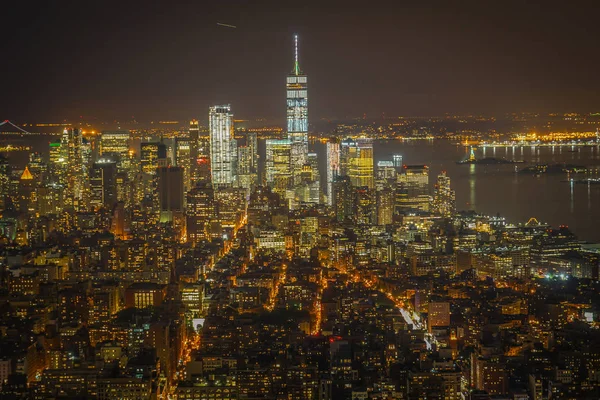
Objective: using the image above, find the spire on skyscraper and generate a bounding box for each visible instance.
[293,34,301,76]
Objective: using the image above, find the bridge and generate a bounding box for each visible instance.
[0,120,35,135]
[0,120,60,136]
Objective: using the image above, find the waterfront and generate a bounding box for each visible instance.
[4,137,600,242]
[310,140,600,242]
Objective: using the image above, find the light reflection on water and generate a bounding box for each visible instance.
[6,136,600,242]
[309,140,600,242]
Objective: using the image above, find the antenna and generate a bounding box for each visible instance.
[294,34,299,75]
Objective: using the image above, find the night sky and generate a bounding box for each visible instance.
[2,0,600,123]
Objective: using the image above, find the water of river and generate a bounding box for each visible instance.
[6,137,600,242]
[308,140,600,242]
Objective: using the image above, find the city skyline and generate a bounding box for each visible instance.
[2,1,600,122]
[1,4,600,400]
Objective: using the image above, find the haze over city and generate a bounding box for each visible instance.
[3,1,600,122]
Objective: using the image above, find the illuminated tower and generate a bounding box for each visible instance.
[287,35,308,183]
[100,130,131,172]
[209,105,237,189]
[189,119,200,184]
[265,139,292,197]
[186,182,216,244]
[62,127,83,209]
[396,165,430,213]
[18,166,35,213]
[326,140,340,206]
[140,142,167,174]
[0,155,11,210]
[432,171,456,217]
[90,160,117,209]
[340,138,374,189]
[376,187,394,226]
[175,138,191,192]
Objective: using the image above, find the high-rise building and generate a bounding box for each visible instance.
[215,188,246,229]
[209,105,237,189]
[396,165,430,213]
[340,138,374,189]
[376,161,397,190]
[393,154,403,168]
[189,119,200,184]
[287,35,308,146]
[27,152,47,183]
[246,132,258,174]
[237,145,256,192]
[115,172,131,207]
[140,142,167,175]
[326,140,340,206]
[186,183,216,245]
[333,176,353,223]
[265,139,292,197]
[100,130,131,172]
[48,141,63,167]
[0,155,10,211]
[90,160,117,209]
[428,301,450,328]
[175,138,191,192]
[37,183,63,216]
[157,166,184,222]
[432,171,456,217]
[18,166,35,213]
[287,35,308,183]
[62,127,83,209]
[306,153,319,184]
[354,187,375,225]
[376,187,394,226]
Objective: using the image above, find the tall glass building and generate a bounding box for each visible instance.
[209,105,237,189]
[287,35,308,182]
[286,35,308,144]
[326,140,340,205]
[340,138,374,189]
[265,139,292,197]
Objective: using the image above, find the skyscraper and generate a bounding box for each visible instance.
[0,155,11,211]
[326,140,340,206]
[376,187,395,226]
[100,130,131,172]
[246,132,258,174]
[175,138,191,192]
[393,154,403,168]
[265,139,292,197]
[158,166,184,222]
[62,127,83,209]
[376,161,397,190]
[209,105,237,189]
[237,131,258,192]
[189,119,200,184]
[90,160,117,209]
[237,145,256,192]
[333,176,353,223]
[354,186,375,225]
[340,138,374,189]
[140,142,167,174]
[186,182,216,245]
[396,165,430,213]
[432,171,456,217]
[287,35,308,183]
